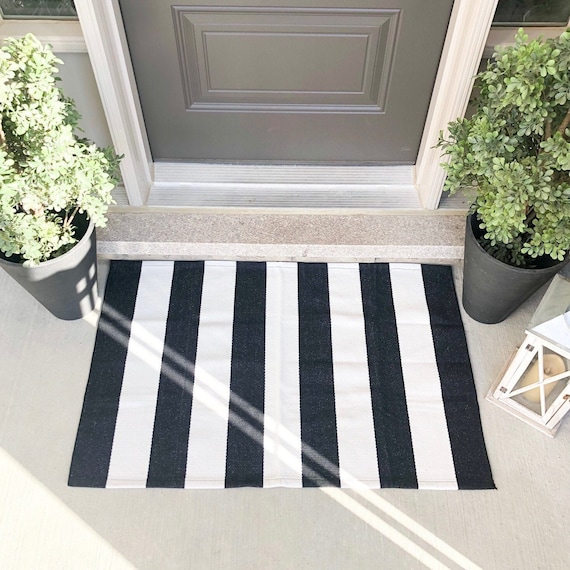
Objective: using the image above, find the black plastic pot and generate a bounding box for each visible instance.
[0,212,99,320]
[462,213,568,324]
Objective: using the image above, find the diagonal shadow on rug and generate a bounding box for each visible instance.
[69,261,494,490]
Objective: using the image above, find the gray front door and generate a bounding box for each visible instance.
[118,0,453,163]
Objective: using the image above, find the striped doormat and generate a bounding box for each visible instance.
[69,261,494,490]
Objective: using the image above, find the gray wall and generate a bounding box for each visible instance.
[54,52,113,149]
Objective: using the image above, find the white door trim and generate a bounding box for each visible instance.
[415,0,499,208]
[75,0,153,207]
[75,0,499,209]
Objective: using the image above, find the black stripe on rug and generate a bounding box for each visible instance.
[146,261,204,488]
[421,265,495,490]
[68,261,142,487]
[359,263,418,488]
[225,262,267,487]
[298,263,340,487]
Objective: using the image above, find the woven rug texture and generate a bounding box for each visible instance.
[69,261,494,490]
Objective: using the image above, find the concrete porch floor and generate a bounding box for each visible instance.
[1,211,569,570]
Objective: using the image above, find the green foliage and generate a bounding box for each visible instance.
[0,34,120,266]
[438,29,570,267]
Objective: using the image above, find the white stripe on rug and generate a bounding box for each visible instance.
[263,262,302,487]
[328,263,380,488]
[185,261,236,488]
[389,263,457,490]
[106,261,175,488]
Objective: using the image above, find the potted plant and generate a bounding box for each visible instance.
[438,29,570,323]
[0,34,120,320]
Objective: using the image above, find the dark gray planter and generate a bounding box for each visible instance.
[462,213,568,324]
[0,212,99,320]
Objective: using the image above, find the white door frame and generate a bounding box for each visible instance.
[75,0,499,209]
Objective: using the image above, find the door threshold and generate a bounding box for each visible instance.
[145,162,424,209]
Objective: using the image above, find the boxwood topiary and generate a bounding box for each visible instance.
[438,29,570,268]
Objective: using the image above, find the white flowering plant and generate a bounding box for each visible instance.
[0,34,120,266]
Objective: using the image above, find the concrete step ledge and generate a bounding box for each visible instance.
[97,211,467,263]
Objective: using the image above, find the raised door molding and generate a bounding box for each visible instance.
[173,7,399,114]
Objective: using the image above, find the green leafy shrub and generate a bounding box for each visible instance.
[0,34,120,266]
[438,29,570,267]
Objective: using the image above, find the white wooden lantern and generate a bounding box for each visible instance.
[487,268,570,437]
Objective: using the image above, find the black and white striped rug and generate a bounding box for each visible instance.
[69,261,494,490]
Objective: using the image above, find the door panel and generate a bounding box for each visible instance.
[118,0,454,163]
[174,8,398,112]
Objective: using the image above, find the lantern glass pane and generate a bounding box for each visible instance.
[513,348,570,413]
